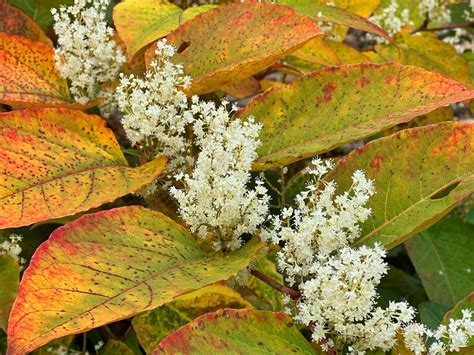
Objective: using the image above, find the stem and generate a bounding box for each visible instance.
[250,269,300,300]
[411,21,474,34]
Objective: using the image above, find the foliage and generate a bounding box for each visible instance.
[0,0,473,354]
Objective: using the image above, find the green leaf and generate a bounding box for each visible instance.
[113,0,183,60]
[237,63,474,169]
[327,122,474,249]
[405,215,474,306]
[0,255,19,332]
[378,267,427,309]
[419,302,451,330]
[7,206,264,353]
[7,0,74,29]
[99,340,135,355]
[152,309,317,354]
[245,250,285,311]
[146,2,321,95]
[132,283,252,353]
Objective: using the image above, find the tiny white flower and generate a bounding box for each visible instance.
[52,0,126,104]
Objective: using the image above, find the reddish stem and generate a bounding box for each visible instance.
[249,269,301,300]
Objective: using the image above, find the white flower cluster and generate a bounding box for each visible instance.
[263,159,417,351]
[369,0,413,41]
[51,0,126,104]
[0,233,25,265]
[418,0,451,25]
[263,158,375,283]
[404,309,474,354]
[442,3,474,54]
[170,101,270,252]
[117,40,193,172]
[118,39,269,251]
[297,245,417,352]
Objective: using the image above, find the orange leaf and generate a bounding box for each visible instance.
[145,2,321,95]
[7,206,264,353]
[0,33,97,109]
[221,77,261,99]
[0,108,167,229]
[0,1,52,47]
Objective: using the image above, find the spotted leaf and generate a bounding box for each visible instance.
[0,108,167,229]
[132,283,253,353]
[0,1,52,46]
[278,0,391,43]
[236,63,474,169]
[145,2,321,94]
[113,0,183,60]
[327,122,474,249]
[376,31,472,87]
[153,308,317,354]
[7,206,264,354]
[0,33,98,109]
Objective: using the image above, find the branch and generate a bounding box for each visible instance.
[411,21,474,34]
[250,269,301,300]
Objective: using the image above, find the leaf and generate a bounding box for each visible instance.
[0,255,19,332]
[221,77,261,99]
[443,292,474,324]
[383,106,454,137]
[33,336,74,355]
[0,33,97,109]
[442,292,474,349]
[0,32,70,107]
[152,308,317,354]
[378,267,427,309]
[245,250,285,311]
[290,37,341,67]
[7,206,264,354]
[132,283,253,353]
[375,31,472,87]
[99,340,135,355]
[0,1,52,46]
[279,0,391,43]
[325,40,372,64]
[325,0,381,18]
[405,215,474,306]
[179,5,218,24]
[0,108,167,229]
[418,302,451,330]
[113,0,183,60]
[287,39,372,73]
[237,63,474,169]
[146,2,321,95]
[327,122,474,249]
[7,0,74,29]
